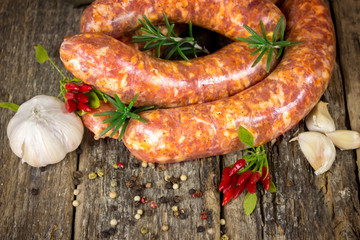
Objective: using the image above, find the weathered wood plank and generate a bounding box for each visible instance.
[0,0,82,239]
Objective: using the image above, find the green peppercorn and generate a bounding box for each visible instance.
[140,227,148,234]
[88,172,97,180]
[221,234,229,240]
[97,169,105,177]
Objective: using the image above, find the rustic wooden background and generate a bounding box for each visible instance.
[0,0,359,239]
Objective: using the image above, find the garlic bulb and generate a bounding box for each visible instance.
[305,101,335,133]
[7,95,84,167]
[325,130,360,150]
[290,132,336,175]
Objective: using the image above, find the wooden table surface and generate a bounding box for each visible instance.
[1,0,359,239]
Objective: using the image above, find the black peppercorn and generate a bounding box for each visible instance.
[31,188,39,195]
[179,213,187,219]
[100,230,109,238]
[73,178,81,185]
[73,171,83,179]
[173,195,182,203]
[197,226,205,233]
[125,180,135,188]
[165,182,173,189]
[109,205,118,211]
[169,177,179,184]
[108,228,116,235]
[220,225,226,234]
[130,175,137,182]
[159,196,167,204]
[189,188,196,195]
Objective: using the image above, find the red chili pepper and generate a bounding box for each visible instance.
[117,162,125,169]
[65,100,77,113]
[246,181,256,194]
[249,172,261,185]
[222,187,234,206]
[75,92,89,103]
[77,102,92,112]
[219,167,231,191]
[237,170,253,186]
[223,174,239,194]
[79,84,92,92]
[262,177,270,191]
[65,91,75,100]
[261,167,270,181]
[229,159,246,176]
[233,184,246,200]
[65,82,79,91]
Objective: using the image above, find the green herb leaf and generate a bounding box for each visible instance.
[238,125,254,147]
[34,44,49,63]
[268,181,276,193]
[244,192,257,215]
[0,102,19,112]
[86,91,100,109]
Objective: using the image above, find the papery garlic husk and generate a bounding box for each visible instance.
[7,95,84,167]
[325,130,360,150]
[305,101,335,133]
[290,132,336,175]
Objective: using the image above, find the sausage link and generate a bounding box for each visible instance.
[82,0,335,162]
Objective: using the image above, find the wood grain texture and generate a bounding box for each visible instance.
[0,0,360,239]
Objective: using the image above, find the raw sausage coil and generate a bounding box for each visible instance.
[82,0,335,163]
[61,0,283,107]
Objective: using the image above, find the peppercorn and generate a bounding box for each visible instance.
[220,219,226,225]
[73,178,81,185]
[201,212,208,220]
[125,180,135,188]
[179,213,187,219]
[172,183,179,190]
[72,200,80,207]
[145,182,152,188]
[137,209,144,215]
[108,228,116,235]
[158,164,166,171]
[112,163,119,169]
[170,177,179,184]
[161,225,169,231]
[100,230,109,238]
[109,205,117,211]
[159,196,167,204]
[110,219,118,226]
[141,161,148,168]
[148,162,155,168]
[73,171,83,179]
[140,227,148,234]
[180,174,187,181]
[109,191,117,199]
[197,226,205,233]
[173,211,180,217]
[73,189,80,196]
[31,188,39,195]
[88,172,96,180]
[221,234,229,240]
[171,206,178,212]
[141,196,150,204]
[117,162,125,169]
[130,175,137,182]
[150,202,157,209]
[134,196,141,201]
[164,175,171,182]
[165,182,173,189]
[191,193,197,198]
[97,169,105,178]
[135,214,141,220]
[207,228,215,235]
[173,195,182,203]
[189,188,196,195]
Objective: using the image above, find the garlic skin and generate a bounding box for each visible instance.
[305,101,335,133]
[325,130,360,150]
[7,95,84,167]
[290,132,336,175]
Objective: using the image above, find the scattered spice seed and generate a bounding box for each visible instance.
[173,211,180,217]
[161,225,169,232]
[137,209,144,215]
[141,196,150,204]
[220,219,226,225]
[159,196,167,204]
[110,219,118,226]
[125,180,135,188]
[172,183,179,190]
[171,206,178,212]
[158,164,166,171]
[164,175,171,182]
[109,205,118,211]
[97,169,105,177]
[221,234,229,240]
[150,202,157,209]
[135,214,141,220]
[201,212,208,220]
[134,196,141,201]
[72,200,80,207]
[148,162,155,169]
[170,177,179,184]
[165,182,173,189]
[191,193,197,198]
[141,161,148,168]
[117,162,125,169]
[100,230,109,238]
[110,179,117,188]
[108,228,116,235]
[73,178,81,185]
[173,195,182,203]
[73,171,83,178]
[109,191,117,199]
[73,189,80,196]
[140,227,148,234]
[180,174,187,181]
[197,226,205,233]
[31,188,39,195]
[88,172,97,180]
[130,175,137,182]
[145,182,152,188]
[179,213,187,219]
[112,163,119,169]
[189,189,196,195]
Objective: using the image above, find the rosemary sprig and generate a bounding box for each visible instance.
[94,93,154,140]
[236,16,302,72]
[132,13,209,61]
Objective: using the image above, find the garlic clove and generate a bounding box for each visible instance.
[290,132,336,175]
[305,101,335,133]
[325,130,360,150]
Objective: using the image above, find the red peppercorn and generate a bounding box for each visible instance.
[223,174,239,194]
[229,159,246,176]
[237,170,253,187]
[200,212,207,220]
[65,100,77,113]
[249,172,261,185]
[141,196,150,204]
[246,181,256,194]
[195,190,203,198]
[65,91,76,100]
[117,162,125,169]
[222,187,234,206]
[77,102,92,112]
[75,92,89,103]
[150,202,157,209]
[65,82,79,91]
[79,84,92,92]
[191,193,197,198]
[233,184,246,200]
